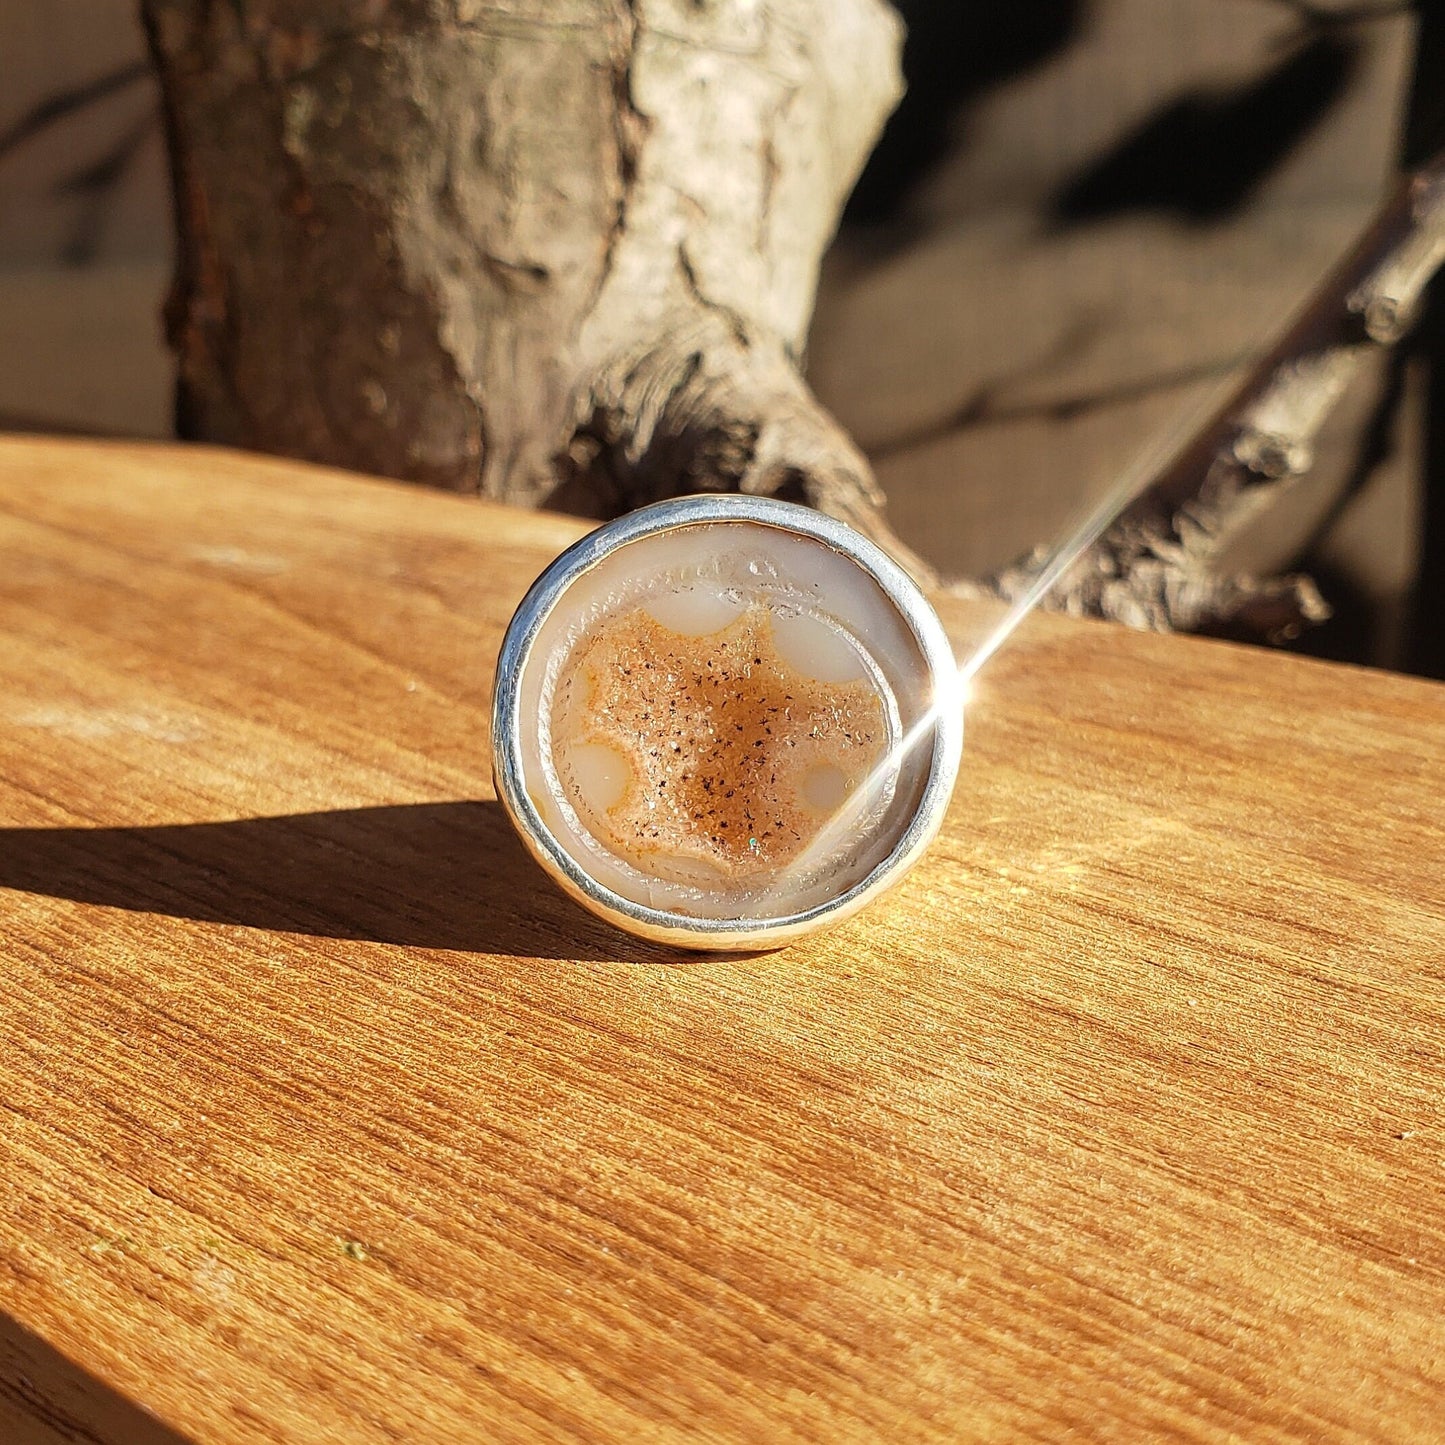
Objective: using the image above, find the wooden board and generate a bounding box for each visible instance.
[1,435,1442,1444]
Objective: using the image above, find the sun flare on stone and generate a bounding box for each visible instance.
[494,500,963,946]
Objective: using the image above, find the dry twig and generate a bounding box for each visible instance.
[986,150,1445,641]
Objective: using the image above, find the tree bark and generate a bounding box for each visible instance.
[142,0,915,554]
[143,2,1444,644]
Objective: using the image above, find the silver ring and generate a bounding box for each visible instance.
[492,495,963,950]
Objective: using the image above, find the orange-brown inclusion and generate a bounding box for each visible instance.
[554,603,887,879]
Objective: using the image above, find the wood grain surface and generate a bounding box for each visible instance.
[1,435,1442,1444]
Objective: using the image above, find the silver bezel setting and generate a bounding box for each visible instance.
[491,495,964,951]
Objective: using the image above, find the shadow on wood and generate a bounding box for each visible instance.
[0,802,661,964]
[1,1309,192,1445]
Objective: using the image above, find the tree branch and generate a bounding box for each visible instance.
[985,149,1445,641]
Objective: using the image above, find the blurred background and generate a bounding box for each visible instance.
[2,0,1439,674]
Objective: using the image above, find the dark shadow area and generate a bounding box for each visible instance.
[1,1309,193,1445]
[1286,350,1409,668]
[54,113,157,267]
[1290,561,1378,665]
[0,59,159,267]
[0,61,151,162]
[0,802,668,964]
[1049,33,1359,227]
[0,411,145,438]
[844,0,1084,225]
[1405,5,1445,680]
[1407,291,1445,680]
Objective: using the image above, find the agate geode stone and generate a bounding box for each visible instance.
[492,496,963,949]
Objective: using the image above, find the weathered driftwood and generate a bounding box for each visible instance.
[140,0,931,564]
[986,151,1445,641]
[143,3,1443,640]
